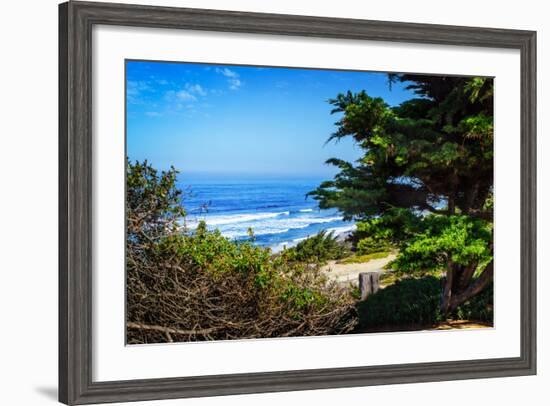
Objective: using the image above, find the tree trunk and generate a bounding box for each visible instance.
[448,197,456,215]
[440,259,493,315]
[449,260,493,311]
[457,262,477,291]
[440,260,455,314]
[460,181,480,214]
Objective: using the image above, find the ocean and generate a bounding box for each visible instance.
[178,175,355,251]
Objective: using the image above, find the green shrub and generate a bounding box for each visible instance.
[391,215,493,276]
[356,237,393,255]
[356,276,493,331]
[354,208,420,245]
[284,230,349,263]
[129,226,358,343]
[452,284,493,322]
[126,160,358,344]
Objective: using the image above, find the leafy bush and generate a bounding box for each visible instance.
[356,237,393,255]
[284,230,349,263]
[352,208,419,254]
[356,208,419,238]
[126,160,357,344]
[452,284,493,322]
[356,276,493,331]
[392,215,493,276]
[129,229,357,343]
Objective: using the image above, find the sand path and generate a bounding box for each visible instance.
[322,253,397,284]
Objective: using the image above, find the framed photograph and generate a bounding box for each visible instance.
[59,1,536,404]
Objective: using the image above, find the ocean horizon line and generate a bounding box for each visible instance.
[177,171,335,180]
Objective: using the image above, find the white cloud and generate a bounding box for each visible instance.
[175,90,197,101]
[216,67,238,78]
[185,83,207,96]
[228,78,242,90]
[127,80,151,95]
[163,82,210,114]
[164,84,206,104]
[126,80,153,104]
[215,67,243,90]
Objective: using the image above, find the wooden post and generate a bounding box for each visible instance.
[359,272,380,301]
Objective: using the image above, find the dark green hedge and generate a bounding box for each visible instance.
[356,276,493,331]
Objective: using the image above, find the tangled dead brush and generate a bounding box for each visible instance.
[126,160,357,344]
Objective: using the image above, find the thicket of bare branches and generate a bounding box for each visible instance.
[127,243,356,343]
[126,160,357,344]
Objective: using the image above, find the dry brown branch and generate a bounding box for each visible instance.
[127,322,217,337]
[126,245,356,343]
[126,178,357,344]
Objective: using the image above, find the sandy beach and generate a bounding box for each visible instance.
[322,253,397,285]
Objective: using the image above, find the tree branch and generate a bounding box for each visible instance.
[450,260,493,311]
[127,322,217,337]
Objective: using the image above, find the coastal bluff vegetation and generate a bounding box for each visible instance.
[126,74,494,344]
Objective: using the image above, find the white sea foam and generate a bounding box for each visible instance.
[270,240,304,253]
[215,215,344,238]
[299,208,314,212]
[221,228,290,239]
[325,224,357,235]
[187,211,290,227]
[270,242,292,253]
[184,208,349,242]
[292,236,309,243]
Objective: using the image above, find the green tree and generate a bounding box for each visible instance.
[309,74,494,314]
[126,159,185,246]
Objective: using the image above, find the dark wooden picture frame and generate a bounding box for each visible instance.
[59,1,537,404]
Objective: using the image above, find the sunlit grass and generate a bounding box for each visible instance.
[337,251,391,264]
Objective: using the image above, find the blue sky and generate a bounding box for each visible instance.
[126,60,416,178]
